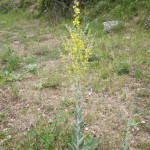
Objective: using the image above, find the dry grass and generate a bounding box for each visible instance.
[0,12,150,149]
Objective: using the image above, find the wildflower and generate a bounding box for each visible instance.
[73,18,80,26]
[75,1,79,6]
[61,55,66,60]
[65,45,69,51]
[74,8,80,15]
[63,1,99,149]
[62,0,92,81]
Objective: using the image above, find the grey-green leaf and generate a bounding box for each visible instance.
[82,137,99,150]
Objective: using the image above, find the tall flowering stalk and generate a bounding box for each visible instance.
[62,0,91,83]
[62,1,99,150]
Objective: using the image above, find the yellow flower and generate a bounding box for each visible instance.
[78,39,85,50]
[61,54,66,60]
[73,18,80,26]
[65,45,69,51]
[80,55,83,60]
[75,1,79,7]
[74,8,80,15]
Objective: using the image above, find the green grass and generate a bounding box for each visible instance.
[42,73,61,89]
[24,55,38,64]
[0,48,21,72]
[33,46,61,60]
[88,28,150,92]
[116,61,130,75]
[10,84,20,99]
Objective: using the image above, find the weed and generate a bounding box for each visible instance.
[137,143,150,150]
[93,78,111,93]
[61,98,75,108]
[10,85,20,99]
[85,112,98,125]
[0,48,21,72]
[24,64,38,75]
[0,0,19,13]
[0,131,6,142]
[100,69,110,79]
[0,112,5,123]
[6,55,20,72]
[0,71,13,87]
[133,69,144,79]
[35,46,49,56]
[136,89,150,98]
[19,0,33,8]
[42,73,61,89]
[35,83,43,90]
[122,118,140,150]
[34,46,60,60]
[24,55,38,64]
[63,1,99,150]
[8,72,23,81]
[35,73,61,89]
[16,111,71,149]
[0,70,23,87]
[48,47,61,60]
[116,61,130,75]
[35,36,49,42]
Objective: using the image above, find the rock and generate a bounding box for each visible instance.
[144,15,150,29]
[103,20,120,32]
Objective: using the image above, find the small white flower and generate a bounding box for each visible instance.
[7,135,11,139]
[3,128,8,132]
[42,114,46,117]
[85,127,89,131]
[88,88,93,96]
[141,120,146,124]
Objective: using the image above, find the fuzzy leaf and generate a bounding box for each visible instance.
[122,145,129,150]
[82,137,99,150]
[79,136,84,145]
[68,143,75,150]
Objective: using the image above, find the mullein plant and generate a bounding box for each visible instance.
[62,1,99,150]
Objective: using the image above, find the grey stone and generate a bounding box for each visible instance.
[103,21,120,32]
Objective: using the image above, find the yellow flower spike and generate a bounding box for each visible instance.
[62,0,92,81]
